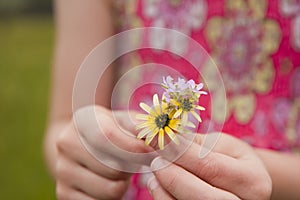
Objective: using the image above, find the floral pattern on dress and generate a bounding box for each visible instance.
[203,0,281,124]
[115,0,142,29]
[280,0,300,51]
[112,1,300,199]
[141,0,207,55]
[113,1,144,110]
[272,67,300,148]
[112,54,143,109]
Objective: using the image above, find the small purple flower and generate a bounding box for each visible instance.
[162,76,207,103]
[187,80,207,95]
[163,88,172,102]
[162,76,176,91]
[177,77,189,91]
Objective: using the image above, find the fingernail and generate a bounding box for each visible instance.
[147,176,159,191]
[150,157,170,171]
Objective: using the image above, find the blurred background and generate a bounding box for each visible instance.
[0,0,55,199]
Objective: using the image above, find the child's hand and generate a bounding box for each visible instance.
[148,133,272,200]
[55,106,152,200]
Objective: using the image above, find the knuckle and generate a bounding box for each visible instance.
[165,173,179,194]
[103,128,117,144]
[197,155,220,182]
[73,105,95,133]
[73,105,113,147]
[55,159,74,182]
[253,175,272,200]
[109,169,129,180]
[56,182,69,200]
[55,161,66,178]
[56,134,67,153]
[73,105,110,134]
[56,127,73,153]
[106,180,128,199]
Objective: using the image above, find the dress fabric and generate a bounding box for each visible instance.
[112,0,300,199]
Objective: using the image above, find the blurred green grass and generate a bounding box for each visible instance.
[0,15,55,199]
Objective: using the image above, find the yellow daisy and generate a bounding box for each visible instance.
[162,76,207,125]
[172,98,205,125]
[136,94,191,150]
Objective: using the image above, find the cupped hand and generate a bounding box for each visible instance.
[55,105,154,200]
[148,133,272,200]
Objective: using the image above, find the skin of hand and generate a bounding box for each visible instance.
[148,133,272,200]
[55,106,154,200]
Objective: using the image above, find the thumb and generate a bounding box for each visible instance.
[112,110,140,137]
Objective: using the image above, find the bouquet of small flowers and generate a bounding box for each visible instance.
[136,76,207,150]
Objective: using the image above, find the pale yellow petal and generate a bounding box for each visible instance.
[158,128,165,150]
[170,99,180,106]
[153,94,160,107]
[173,108,183,118]
[136,113,151,120]
[161,100,168,111]
[169,108,176,117]
[153,94,161,113]
[194,105,205,111]
[149,124,158,130]
[191,110,202,122]
[186,121,196,128]
[139,102,152,114]
[165,126,179,145]
[137,127,153,139]
[182,111,188,125]
[145,129,158,146]
[136,122,151,130]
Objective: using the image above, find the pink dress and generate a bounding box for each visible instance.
[113,0,300,199]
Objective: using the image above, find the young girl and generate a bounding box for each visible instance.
[45,0,300,199]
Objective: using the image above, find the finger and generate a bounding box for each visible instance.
[173,138,264,199]
[151,157,240,200]
[56,155,129,200]
[74,106,157,166]
[57,125,132,180]
[56,183,96,200]
[193,133,252,159]
[147,177,175,200]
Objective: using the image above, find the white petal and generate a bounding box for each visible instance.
[186,121,196,128]
[165,126,179,145]
[136,114,150,120]
[153,94,160,107]
[137,128,153,139]
[173,108,183,118]
[145,129,158,145]
[153,94,161,113]
[139,102,152,114]
[182,112,188,125]
[191,111,202,122]
[136,122,151,130]
[194,105,205,111]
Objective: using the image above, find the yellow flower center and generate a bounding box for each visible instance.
[181,98,193,111]
[155,114,170,129]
